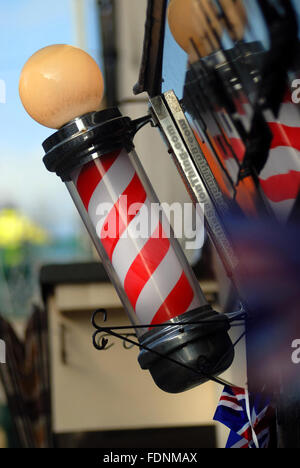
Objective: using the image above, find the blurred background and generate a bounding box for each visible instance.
[0,0,103,320]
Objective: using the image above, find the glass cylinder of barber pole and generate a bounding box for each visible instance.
[43,108,234,393]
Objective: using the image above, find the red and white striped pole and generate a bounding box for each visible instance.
[261,90,300,221]
[44,110,234,393]
[72,147,203,331]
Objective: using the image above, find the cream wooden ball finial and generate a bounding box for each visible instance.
[19,44,105,129]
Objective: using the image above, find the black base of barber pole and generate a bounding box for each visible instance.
[91,307,249,394]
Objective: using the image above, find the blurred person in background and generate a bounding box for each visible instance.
[0,204,49,316]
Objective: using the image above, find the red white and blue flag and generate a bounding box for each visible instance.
[213,385,274,448]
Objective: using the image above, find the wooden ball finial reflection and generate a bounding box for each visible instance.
[167,0,222,58]
[168,0,201,54]
[168,0,247,60]
[19,44,104,129]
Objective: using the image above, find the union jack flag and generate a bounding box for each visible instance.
[214,385,274,448]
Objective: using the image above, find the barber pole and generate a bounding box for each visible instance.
[19,45,234,394]
[72,147,202,330]
[42,109,234,393]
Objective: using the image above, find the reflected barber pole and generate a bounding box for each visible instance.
[73,148,202,329]
[201,109,240,184]
[214,108,245,184]
[261,91,300,221]
[203,111,244,187]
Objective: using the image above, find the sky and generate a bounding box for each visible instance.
[0,0,102,237]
